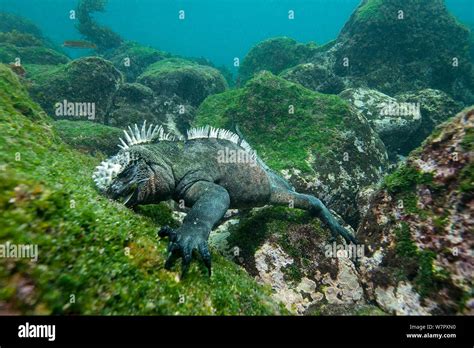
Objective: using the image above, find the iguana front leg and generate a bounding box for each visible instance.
[159,181,230,277]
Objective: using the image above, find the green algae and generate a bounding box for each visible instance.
[0,63,283,315]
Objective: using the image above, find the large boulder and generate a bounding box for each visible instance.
[209,207,381,315]
[339,88,421,159]
[105,41,171,82]
[280,62,345,94]
[107,82,195,136]
[396,89,464,146]
[0,12,69,65]
[329,0,474,104]
[0,43,69,65]
[137,58,228,107]
[340,88,464,160]
[239,37,318,83]
[29,57,123,123]
[53,120,123,156]
[356,107,474,315]
[195,71,389,225]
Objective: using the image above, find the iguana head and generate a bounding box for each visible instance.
[92,122,176,207]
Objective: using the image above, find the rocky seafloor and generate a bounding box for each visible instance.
[0,0,472,315]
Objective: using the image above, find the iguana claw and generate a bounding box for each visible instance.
[158,225,212,278]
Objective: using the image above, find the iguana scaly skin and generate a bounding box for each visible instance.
[93,122,357,277]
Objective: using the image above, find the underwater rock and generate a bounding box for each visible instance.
[280,62,345,94]
[238,37,318,83]
[339,88,422,159]
[0,12,44,40]
[196,71,388,225]
[328,0,474,104]
[0,43,69,66]
[53,120,123,155]
[396,89,464,149]
[340,88,464,160]
[107,82,195,135]
[105,41,171,82]
[356,107,474,315]
[213,206,369,315]
[137,58,227,107]
[29,57,123,123]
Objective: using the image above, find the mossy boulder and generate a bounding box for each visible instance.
[195,71,388,225]
[29,57,123,123]
[356,107,474,315]
[137,58,228,107]
[0,63,284,315]
[0,43,69,66]
[0,12,44,39]
[396,89,464,147]
[280,62,345,94]
[239,37,318,83]
[105,41,171,82]
[330,0,474,103]
[53,120,123,156]
[339,88,421,159]
[107,82,195,135]
[209,206,370,315]
[340,88,464,160]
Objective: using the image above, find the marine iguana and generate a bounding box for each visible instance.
[93,121,357,277]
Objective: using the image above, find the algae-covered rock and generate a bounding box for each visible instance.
[280,62,345,94]
[356,107,474,315]
[339,87,422,159]
[107,82,195,135]
[0,63,284,315]
[105,41,171,82]
[210,206,369,315]
[0,43,69,65]
[53,120,123,155]
[196,71,388,225]
[330,0,474,103]
[0,12,44,39]
[29,57,123,123]
[137,58,228,107]
[239,37,318,83]
[396,89,464,147]
[340,88,464,160]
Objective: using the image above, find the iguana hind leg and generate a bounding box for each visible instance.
[269,187,358,244]
[159,181,230,277]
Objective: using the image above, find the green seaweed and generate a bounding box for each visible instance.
[196,71,349,173]
[0,63,282,315]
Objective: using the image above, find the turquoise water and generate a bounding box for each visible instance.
[1,0,472,68]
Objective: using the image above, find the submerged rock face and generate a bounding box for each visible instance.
[105,41,170,82]
[238,37,318,83]
[280,62,345,94]
[340,88,463,159]
[29,57,123,123]
[210,207,369,315]
[396,89,464,148]
[107,82,195,136]
[0,13,69,66]
[137,58,228,107]
[330,0,474,104]
[356,107,474,315]
[339,87,422,158]
[196,71,388,225]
